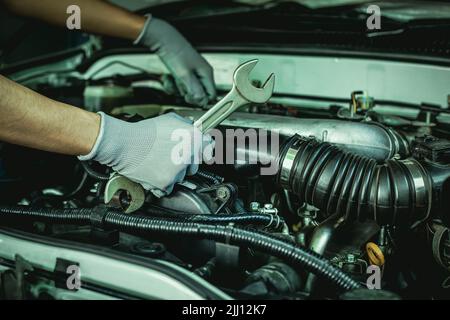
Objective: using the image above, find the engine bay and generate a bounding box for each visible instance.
[1,51,450,300]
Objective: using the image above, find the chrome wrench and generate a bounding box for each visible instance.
[194,59,275,132]
[104,59,275,213]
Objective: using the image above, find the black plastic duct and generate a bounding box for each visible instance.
[277,135,432,227]
[0,205,361,291]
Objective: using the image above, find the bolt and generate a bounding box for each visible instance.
[250,202,260,212]
[216,187,229,200]
[347,254,356,263]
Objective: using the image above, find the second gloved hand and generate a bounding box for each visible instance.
[135,16,216,107]
[79,112,213,197]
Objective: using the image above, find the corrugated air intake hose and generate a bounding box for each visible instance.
[277,135,432,227]
[0,205,361,291]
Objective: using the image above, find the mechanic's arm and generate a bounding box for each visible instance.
[1,0,216,106]
[0,75,209,196]
[1,0,145,40]
[0,75,99,155]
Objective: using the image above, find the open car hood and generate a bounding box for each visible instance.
[110,0,450,22]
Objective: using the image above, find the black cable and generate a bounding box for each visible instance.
[63,171,89,200]
[0,205,360,291]
[104,212,360,291]
[29,171,89,204]
[0,206,91,224]
[145,205,284,230]
[87,61,161,81]
[14,60,161,86]
[80,161,109,181]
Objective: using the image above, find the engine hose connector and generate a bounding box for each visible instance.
[277,135,432,227]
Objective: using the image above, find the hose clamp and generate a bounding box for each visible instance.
[402,159,433,225]
[279,136,303,190]
[225,223,235,245]
[265,214,281,230]
[265,214,274,229]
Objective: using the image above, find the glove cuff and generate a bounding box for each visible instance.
[134,14,153,46]
[78,111,107,161]
[78,112,158,174]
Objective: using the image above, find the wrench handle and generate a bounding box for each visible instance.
[194,88,248,133]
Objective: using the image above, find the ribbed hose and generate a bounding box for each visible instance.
[0,206,91,224]
[277,135,432,227]
[0,205,360,291]
[103,212,360,290]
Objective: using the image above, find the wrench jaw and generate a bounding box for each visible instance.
[104,174,145,214]
[233,59,276,104]
[194,59,276,132]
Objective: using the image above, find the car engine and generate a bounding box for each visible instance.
[1,53,450,300]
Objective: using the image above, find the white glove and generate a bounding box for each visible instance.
[79,112,212,197]
[135,16,216,107]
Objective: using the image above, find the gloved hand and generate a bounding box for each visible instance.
[135,16,216,107]
[78,112,213,197]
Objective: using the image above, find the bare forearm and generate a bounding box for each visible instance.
[0,75,100,156]
[2,0,145,41]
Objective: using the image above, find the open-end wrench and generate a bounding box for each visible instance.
[104,173,146,214]
[194,59,275,132]
[104,59,275,213]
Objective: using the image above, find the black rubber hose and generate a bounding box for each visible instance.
[80,161,109,181]
[145,206,284,230]
[63,171,89,200]
[0,206,91,224]
[0,205,360,291]
[164,213,284,230]
[102,211,360,290]
[277,135,431,227]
